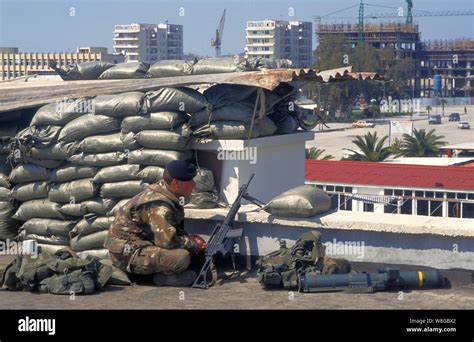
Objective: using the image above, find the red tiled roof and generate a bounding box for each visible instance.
[305,160,474,191]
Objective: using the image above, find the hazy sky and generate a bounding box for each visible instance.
[0,0,473,56]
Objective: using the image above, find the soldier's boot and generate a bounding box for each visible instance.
[153,270,197,287]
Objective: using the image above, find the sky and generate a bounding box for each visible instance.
[0,0,473,57]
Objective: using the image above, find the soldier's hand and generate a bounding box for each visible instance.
[188,234,206,253]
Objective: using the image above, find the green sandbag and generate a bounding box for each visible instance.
[92,164,141,184]
[58,114,121,143]
[12,199,67,221]
[137,166,164,183]
[100,259,132,285]
[93,92,145,117]
[81,198,117,216]
[30,98,91,125]
[144,87,205,114]
[100,180,147,198]
[70,230,108,252]
[127,149,192,167]
[68,152,125,167]
[121,111,189,133]
[11,182,49,202]
[20,219,76,237]
[78,132,138,154]
[51,61,114,81]
[99,62,149,79]
[50,165,98,183]
[9,164,49,184]
[77,249,110,260]
[49,178,97,204]
[23,232,70,246]
[70,216,114,239]
[0,201,20,240]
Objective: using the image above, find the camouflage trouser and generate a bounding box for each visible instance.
[127,246,191,275]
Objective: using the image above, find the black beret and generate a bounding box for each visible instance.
[165,160,197,181]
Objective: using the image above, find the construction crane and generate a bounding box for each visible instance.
[315,1,474,43]
[211,9,226,58]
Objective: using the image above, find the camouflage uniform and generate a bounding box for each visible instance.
[104,180,196,275]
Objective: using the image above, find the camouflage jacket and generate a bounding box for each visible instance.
[104,180,196,258]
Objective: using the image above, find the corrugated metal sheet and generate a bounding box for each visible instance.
[0,66,382,113]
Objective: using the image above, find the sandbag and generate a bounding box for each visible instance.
[93,92,145,117]
[193,117,277,140]
[22,232,70,246]
[100,259,131,285]
[273,115,300,134]
[134,127,191,151]
[51,60,114,81]
[189,102,258,127]
[0,201,20,240]
[58,114,122,143]
[122,111,189,133]
[9,164,49,183]
[78,132,138,154]
[30,98,92,126]
[70,230,108,252]
[68,152,125,167]
[24,158,64,169]
[78,249,110,260]
[193,168,215,193]
[246,57,293,70]
[11,182,49,202]
[93,164,141,184]
[59,203,86,217]
[48,178,97,204]
[100,180,148,198]
[70,216,114,239]
[37,244,67,255]
[13,199,67,221]
[27,142,78,160]
[0,155,12,175]
[185,191,220,209]
[50,165,98,183]
[137,166,164,184]
[14,125,62,149]
[146,59,194,78]
[20,219,76,237]
[144,87,206,113]
[127,149,192,167]
[99,62,149,79]
[81,198,117,216]
[192,57,248,75]
[263,185,331,218]
[0,174,10,188]
[0,187,10,201]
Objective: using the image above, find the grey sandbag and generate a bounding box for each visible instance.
[59,203,86,217]
[274,115,300,134]
[68,152,125,167]
[137,166,164,183]
[192,57,248,75]
[11,182,49,202]
[193,117,277,140]
[58,114,122,143]
[146,59,194,78]
[30,98,92,126]
[0,201,20,240]
[20,219,76,237]
[93,164,141,184]
[9,164,49,183]
[48,178,97,204]
[134,127,191,151]
[246,57,293,70]
[193,168,215,193]
[70,216,114,239]
[14,125,62,149]
[93,92,145,117]
[189,102,258,127]
[23,233,70,246]
[27,142,78,161]
[78,249,110,260]
[50,60,114,81]
[24,158,64,169]
[263,185,331,218]
[0,155,12,175]
[70,230,108,252]
[0,187,10,201]
[99,62,149,79]
[121,111,189,133]
[78,132,138,154]
[185,191,220,209]
[81,198,117,216]
[37,244,67,254]
[50,165,98,183]
[127,149,192,167]
[100,259,131,285]
[0,174,10,188]
[144,87,206,113]
[100,180,148,198]
[12,199,67,221]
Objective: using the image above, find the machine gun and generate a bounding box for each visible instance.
[192,173,255,289]
[298,267,446,293]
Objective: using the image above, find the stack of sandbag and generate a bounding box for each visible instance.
[189,84,282,140]
[48,60,114,81]
[9,87,204,258]
[185,167,221,209]
[98,62,149,79]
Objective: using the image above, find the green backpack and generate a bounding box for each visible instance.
[256,231,326,289]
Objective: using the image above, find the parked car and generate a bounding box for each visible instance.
[428,114,442,125]
[352,120,375,128]
[458,122,470,129]
[449,113,460,121]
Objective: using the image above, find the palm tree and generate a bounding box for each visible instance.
[345,131,392,162]
[305,147,334,160]
[398,128,447,157]
[440,99,447,117]
[425,105,432,116]
[388,137,403,156]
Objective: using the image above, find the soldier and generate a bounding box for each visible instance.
[104,160,206,287]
